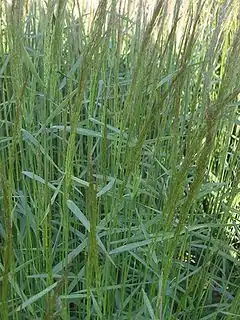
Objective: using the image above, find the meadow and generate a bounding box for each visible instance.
[0,0,240,319]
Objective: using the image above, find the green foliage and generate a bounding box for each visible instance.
[0,0,240,319]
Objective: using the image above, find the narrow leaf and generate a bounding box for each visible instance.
[67,200,90,231]
[16,282,58,311]
[22,171,57,191]
[97,178,115,198]
[142,288,156,320]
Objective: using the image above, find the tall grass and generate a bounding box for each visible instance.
[0,0,240,319]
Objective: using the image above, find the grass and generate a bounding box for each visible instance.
[0,0,240,319]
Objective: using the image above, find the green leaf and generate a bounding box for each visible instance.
[21,129,61,171]
[67,200,116,266]
[91,291,103,318]
[16,282,58,311]
[52,239,88,274]
[22,46,45,89]
[72,175,89,187]
[67,200,90,231]
[110,233,173,255]
[97,178,115,197]
[50,126,118,141]
[22,171,58,191]
[142,288,156,320]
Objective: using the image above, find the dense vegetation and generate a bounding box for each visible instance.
[0,0,240,319]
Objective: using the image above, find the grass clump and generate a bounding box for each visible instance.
[0,0,240,319]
